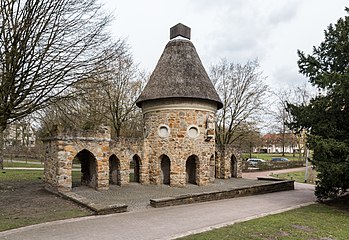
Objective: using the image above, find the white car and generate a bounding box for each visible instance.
[247,158,266,167]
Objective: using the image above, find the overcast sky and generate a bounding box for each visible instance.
[102,0,348,89]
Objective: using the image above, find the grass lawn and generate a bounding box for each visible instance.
[178,203,349,240]
[0,169,44,182]
[0,207,89,233]
[0,169,92,232]
[272,170,318,184]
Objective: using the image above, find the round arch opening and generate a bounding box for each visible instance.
[231,154,237,178]
[130,155,141,183]
[73,149,97,189]
[160,155,171,185]
[186,155,199,185]
[109,154,121,186]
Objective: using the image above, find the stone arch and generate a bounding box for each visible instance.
[231,154,238,178]
[130,154,141,183]
[160,155,171,185]
[73,149,97,189]
[186,155,199,185]
[109,154,121,186]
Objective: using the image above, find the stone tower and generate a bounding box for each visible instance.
[136,23,223,187]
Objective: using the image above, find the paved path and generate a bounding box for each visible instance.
[3,167,44,170]
[3,160,43,165]
[72,178,279,212]
[242,167,308,180]
[3,167,81,171]
[0,182,315,240]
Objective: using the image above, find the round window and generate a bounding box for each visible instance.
[158,124,170,138]
[187,125,199,138]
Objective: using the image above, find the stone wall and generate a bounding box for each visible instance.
[43,125,111,192]
[43,121,243,192]
[141,99,217,187]
[215,145,243,179]
[109,137,143,185]
[150,180,295,208]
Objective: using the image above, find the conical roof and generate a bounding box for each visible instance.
[136,34,223,109]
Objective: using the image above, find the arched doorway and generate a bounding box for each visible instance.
[130,155,141,183]
[73,149,97,188]
[186,155,198,185]
[231,154,237,178]
[109,154,121,185]
[160,155,170,185]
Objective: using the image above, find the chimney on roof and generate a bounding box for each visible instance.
[170,23,191,40]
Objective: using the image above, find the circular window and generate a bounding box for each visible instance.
[158,124,170,138]
[187,125,199,138]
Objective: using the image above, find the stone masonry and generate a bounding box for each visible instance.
[142,99,216,187]
[43,24,243,192]
[43,124,242,192]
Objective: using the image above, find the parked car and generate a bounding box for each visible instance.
[271,157,289,162]
[247,158,266,166]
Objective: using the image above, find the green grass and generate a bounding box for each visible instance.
[271,170,318,184]
[129,172,135,182]
[178,204,349,240]
[72,170,82,186]
[0,169,43,182]
[242,153,304,161]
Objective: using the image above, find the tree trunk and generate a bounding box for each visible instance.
[282,122,285,156]
[0,128,5,169]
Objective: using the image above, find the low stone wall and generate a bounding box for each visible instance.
[150,180,294,208]
[243,161,305,172]
[45,186,128,215]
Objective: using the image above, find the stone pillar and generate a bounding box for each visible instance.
[120,155,130,185]
[216,145,243,179]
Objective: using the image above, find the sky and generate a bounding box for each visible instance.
[102,0,348,89]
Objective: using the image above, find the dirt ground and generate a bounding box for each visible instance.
[0,177,93,232]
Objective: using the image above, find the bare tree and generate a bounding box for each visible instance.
[0,0,118,161]
[272,83,313,157]
[210,59,269,145]
[97,48,146,138]
[37,80,111,135]
[37,45,146,138]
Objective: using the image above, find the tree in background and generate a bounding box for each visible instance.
[288,8,349,200]
[37,44,146,138]
[234,123,262,158]
[0,0,116,163]
[210,59,269,145]
[272,84,312,157]
[96,47,146,138]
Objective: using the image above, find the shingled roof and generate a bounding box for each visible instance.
[136,28,223,109]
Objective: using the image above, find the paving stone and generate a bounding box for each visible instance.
[72,178,274,211]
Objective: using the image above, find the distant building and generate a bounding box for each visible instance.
[255,133,300,154]
[3,122,36,148]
